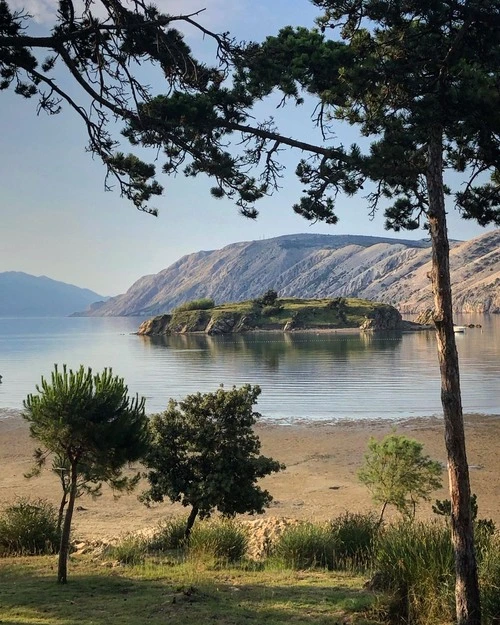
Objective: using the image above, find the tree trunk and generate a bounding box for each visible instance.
[426,133,480,625]
[57,470,69,532]
[184,505,199,539]
[377,501,388,527]
[57,463,78,584]
[57,489,68,534]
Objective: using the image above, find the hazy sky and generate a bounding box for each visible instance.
[0,0,494,296]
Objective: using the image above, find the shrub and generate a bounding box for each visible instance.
[261,304,283,317]
[432,493,496,554]
[254,290,279,307]
[148,517,188,552]
[329,512,378,570]
[0,497,60,556]
[105,534,148,565]
[173,299,215,313]
[374,521,454,624]
[272,522,337,570]
[188,519,248,564]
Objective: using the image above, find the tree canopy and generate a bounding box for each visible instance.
[142,385,283,537]
[23,364,148,583]
[358,433,443,524]
[2,1,498,227]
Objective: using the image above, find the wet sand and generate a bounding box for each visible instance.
[1,413,499,540]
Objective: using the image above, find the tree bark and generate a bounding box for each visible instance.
[57,463,78,584]
[57,490,67,534]
[426,133,481,625]
[377,501,388,527]
[185,505,199,539]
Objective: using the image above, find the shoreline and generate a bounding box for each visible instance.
[1,412,499,540]
[137,322,429,337]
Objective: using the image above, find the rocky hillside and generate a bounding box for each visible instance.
[76,230,500,316]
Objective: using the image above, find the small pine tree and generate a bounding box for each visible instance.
[358,433,442,525]
[23,365,148,583]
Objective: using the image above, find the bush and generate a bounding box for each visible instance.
[0,497,60,556]
[105,534,148,565]
[148,517,188,552]
[173,299,215,313]
[374,521,454,624]
[272,522,337,570]
[188,519,248,564]
[329,512,378,570]
[254,290,279,307]
[261,304,283,317]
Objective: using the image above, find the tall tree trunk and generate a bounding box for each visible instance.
[57,482,68,533]
[57,462,78,584]
[57,492,67,534]
[426,133,480,625]
[184,505,199,539]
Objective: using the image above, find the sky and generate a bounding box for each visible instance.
[0,0,495,296]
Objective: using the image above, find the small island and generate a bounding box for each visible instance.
[137,292,420,336]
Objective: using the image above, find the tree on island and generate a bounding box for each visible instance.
[23,365,148,583]
[142,385,283,538]
[3,1,500,620]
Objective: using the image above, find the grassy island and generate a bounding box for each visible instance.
[137,295,403,336]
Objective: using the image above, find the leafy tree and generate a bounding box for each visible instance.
[358,433,443,526]
[23,365,148,583]
[142,385,283,538]
[260,289,279,307]
[327,297,348,323]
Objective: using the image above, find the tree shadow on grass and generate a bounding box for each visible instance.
[0,560,383,625]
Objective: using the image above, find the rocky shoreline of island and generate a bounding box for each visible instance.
[136,296,430,337]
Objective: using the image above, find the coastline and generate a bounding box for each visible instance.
[1,411,499,540]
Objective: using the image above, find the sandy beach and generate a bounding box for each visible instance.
[1,412,499,540]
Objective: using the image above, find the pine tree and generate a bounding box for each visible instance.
[23,365,148,583]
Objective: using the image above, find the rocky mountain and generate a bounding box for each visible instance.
[0,272,105,317]
[76,230,500,317]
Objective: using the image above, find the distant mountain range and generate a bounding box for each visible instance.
[0,272,104,317]
[74,230,500,316]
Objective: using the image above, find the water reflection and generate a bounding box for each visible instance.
[140,330,403,360]
[1,316,499,421]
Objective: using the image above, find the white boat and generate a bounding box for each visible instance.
[454,326,467,333]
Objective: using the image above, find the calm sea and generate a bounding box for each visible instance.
[0,315,499,422]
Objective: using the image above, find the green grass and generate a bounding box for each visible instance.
[0,556,383,625]
[188,518,248,564]
[374,521,455,624]
[271,522,339,570]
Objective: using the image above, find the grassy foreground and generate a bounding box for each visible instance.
[0,556,383,625]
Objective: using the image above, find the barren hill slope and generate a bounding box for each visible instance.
[76,230,499,316]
